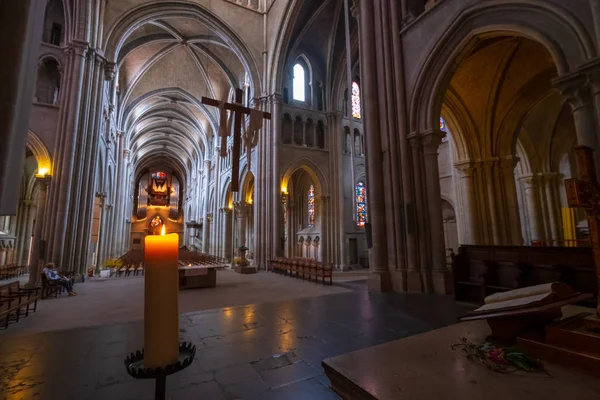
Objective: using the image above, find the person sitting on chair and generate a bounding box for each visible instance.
[43,263,77,296]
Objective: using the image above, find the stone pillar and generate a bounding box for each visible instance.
[556,75,600,176]
[271,94,283,264]
[581,61,600,153]
[499,157,523,245]
[119,149,131,254]
[520,175,542,243]
[455,162,477,244]
[422,131,451,294]
[16,200,33,264]
[21,201,36,265]
[202,160,211,253]
[0,0,45,214]
[316,195,329,262]
[27,176,50,287]
[48,40,89,268]
[542,173,561,242]
[358,0,392,292]
[408,135,426,291]
[221,208,233,261]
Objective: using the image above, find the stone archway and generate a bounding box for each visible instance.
[404,2,594,294]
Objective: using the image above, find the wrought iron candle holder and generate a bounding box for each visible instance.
[124,342,196,400]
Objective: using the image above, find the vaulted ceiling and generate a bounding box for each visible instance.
[115,15,251,181]
[443,36,576,170]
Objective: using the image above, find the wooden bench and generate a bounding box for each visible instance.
[452,245,598,304]
[0,281,41,329]
[268,257,332,285]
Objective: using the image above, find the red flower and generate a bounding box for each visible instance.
[486,349,509,365]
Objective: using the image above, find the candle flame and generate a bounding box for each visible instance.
[161,225,166,236]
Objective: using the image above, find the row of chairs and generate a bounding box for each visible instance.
[0,281,40,329]
[269,257,333,285]
[179,249,228,268]
[116,249,144,277]
[0,264,28,281]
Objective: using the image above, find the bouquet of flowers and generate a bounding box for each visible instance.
[451,337,548,374]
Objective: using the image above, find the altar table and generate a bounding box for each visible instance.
[178,265,217,290]
[323,307,600,400]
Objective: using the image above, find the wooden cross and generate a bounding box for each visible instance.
[201,88,271,192]
[564,145,600,319]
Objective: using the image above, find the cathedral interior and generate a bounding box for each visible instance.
[1,0,600,399]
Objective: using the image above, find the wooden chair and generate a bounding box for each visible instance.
[41,273,63,299]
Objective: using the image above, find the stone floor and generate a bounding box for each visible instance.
[1,270,356,336]
[0,276,473,399]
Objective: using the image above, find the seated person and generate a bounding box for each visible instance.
[43,263,77,296]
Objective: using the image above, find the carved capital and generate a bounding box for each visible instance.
[579,58,600,95]
[68,40,89,58]
[206,213,213,222]
[123,149,131,159]
[454,161,475,177]
[553,73,593,111]
[498,156,519,175]
[104,62,117,81]
[519,174,538,189]
[407,133,421,150]
[35,175,51,187]
[420,130,444,154]
[220,207,232,215]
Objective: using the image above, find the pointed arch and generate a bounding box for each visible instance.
[27,131,52,175]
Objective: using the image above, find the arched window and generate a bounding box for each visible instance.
[35,59,61,105]
[293,64,306,102]
[307,185,315,227]
[356,182,367,227]
[351,82,361,119]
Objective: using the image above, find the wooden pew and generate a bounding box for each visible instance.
[0,281,41,329]
[452,245,597,304]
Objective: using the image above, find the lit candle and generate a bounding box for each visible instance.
[144,226,179,369]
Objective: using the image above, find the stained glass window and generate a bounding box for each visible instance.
[293,64,305,102]
[152,171,167,180]
[308,185,315,227]
[356,181,367,227]
[352,82,361,119]
[440,117,448,143]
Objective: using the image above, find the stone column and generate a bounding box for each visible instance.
[221,208,233,261]
[454,162,477,244]
[541,173,561,242]
[27,176,50,287]
[499,157,522,245]
[581,61,600,152]
[0,0,45,214]
[358,0,392,292]
[520,175,542,243]
[422,131,452,294]
[16,200,33,264]
[48,40,89,267]
[408,135,426,291]
[21,201,37,265]
[202,160,211,253]
[119,149,131,254]
[556,76,600,176]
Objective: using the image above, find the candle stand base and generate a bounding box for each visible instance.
[124,342,196,400]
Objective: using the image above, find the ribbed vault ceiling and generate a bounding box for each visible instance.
[116,15,250,182]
